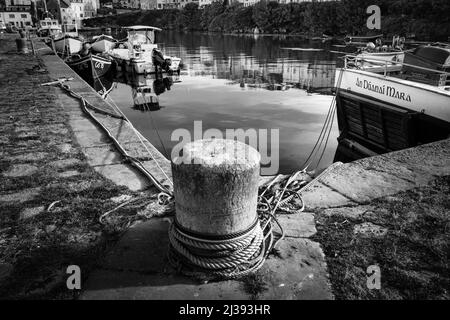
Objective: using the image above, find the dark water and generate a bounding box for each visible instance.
[102,31,350,174]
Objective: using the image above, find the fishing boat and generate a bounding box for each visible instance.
[334,45,450,159]
[37,17,61,38]
[53,23,83,55]
[66,52,115,85]
[108,25,181,74]
[90,34,117,53]
[345,34,383,46]
[353,36,407,67]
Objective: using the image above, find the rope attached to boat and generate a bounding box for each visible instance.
[53,81,173,197]
[300,67,344,171]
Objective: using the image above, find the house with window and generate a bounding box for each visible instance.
[0,0,33,28]
[0,10,32,28]
[46,0,99,27]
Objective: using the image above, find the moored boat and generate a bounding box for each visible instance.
[53,23,83,55]
[37,17,61,38]
[334,45,450,158]
[66,53,114,84]
[109,25,181,74]
[345,34,384,46]
[90,34,117,53]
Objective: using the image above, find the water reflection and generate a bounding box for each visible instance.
[112,71,181,111]
[158,32,339,94]
[91,31,346,174]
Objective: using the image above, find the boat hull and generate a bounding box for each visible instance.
[54,36,83,55]
[67,54,114,84]
[334,68,450,155]
[91,38,116,53]
[357,51,405,64]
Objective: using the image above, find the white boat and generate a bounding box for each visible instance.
[334,45,450,157]
[91,34,117,53]
[353,36,407,68]
[356,50,405,64]
[37,18,61,38]
[53,23,83,55]
[109,25,181,74]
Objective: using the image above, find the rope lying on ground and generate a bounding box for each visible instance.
[50,80,173,196]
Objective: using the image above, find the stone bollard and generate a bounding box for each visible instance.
[171,138,261,237]
[16,37,29,54]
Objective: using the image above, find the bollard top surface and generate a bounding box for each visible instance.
[175,139,260,169]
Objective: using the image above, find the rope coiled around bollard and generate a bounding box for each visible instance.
[167,172,307,280]
[168,215,274,279]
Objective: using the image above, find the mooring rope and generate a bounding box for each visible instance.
[91,63,173,189]
[54,81,173,196]
[300,67,344,171]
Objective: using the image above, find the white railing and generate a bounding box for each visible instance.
[344,54,449,76]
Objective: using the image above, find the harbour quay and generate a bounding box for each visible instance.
[0,31,449,302]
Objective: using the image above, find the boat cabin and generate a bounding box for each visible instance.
[37,18,61,37]
[61,23,78,37]
[126,25,162,46]
[38,18,59,29]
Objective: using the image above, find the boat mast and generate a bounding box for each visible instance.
[56,0,63,25]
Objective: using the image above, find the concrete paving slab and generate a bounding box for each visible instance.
[81,270,248,300]
[302,181,356,210]
[81,219,332,300]
[93,163,150,191]
[102,218,172,273]
[320,161,415,203]
[257,238,333,300]
[276,212,317,238]
[82,145,124,167]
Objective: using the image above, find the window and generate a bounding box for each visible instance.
[21,14,27,18]
[9,14,15,18]
[80,14,83,18]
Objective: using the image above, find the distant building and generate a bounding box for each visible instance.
[2,0,32,11]
[157,0,199,9]
[46,0,100,27]
[0,0,33,28]
[136,0,157,9]
[0,10,32,28]
[198,0,212,8]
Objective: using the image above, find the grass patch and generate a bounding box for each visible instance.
[312,176,450,300]
[241,271,268,300]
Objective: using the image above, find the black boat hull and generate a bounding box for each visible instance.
[67,54,114,85]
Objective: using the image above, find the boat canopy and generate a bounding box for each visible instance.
[126,26,161,44]
[411,46,450,67]
[125,26,162,32]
